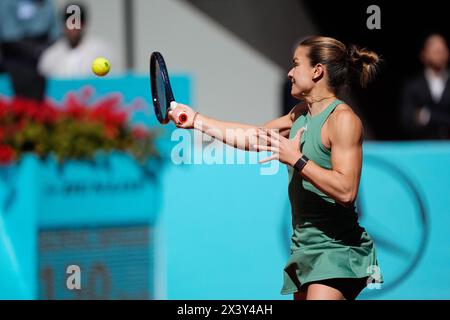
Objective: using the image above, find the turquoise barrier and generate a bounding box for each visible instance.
[0,154,163,299]
[0,157,38,299]
[1,75,449,299]
[37,153,162,299]
[357,142,450,299]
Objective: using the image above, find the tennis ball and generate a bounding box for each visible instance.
[92,57,110,77]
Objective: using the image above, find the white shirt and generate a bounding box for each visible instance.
[38,36,114,79]
[424,68,449,104]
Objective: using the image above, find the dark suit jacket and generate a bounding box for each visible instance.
[400,72,450,139]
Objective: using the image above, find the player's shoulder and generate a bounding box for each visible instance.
[331,103,360,123]
[329,103,363,135]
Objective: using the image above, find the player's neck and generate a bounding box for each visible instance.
[303,88,337,117]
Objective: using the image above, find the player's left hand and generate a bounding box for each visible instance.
[254,127,304,166]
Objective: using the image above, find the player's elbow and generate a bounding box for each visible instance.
[338,187,357,207]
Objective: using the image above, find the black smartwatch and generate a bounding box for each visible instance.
[293,155,309,172]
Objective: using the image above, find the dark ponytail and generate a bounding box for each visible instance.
[346,44,380,88]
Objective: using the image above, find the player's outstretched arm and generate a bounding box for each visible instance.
[168,103,294,151]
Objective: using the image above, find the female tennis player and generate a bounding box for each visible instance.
[169,36,383,300]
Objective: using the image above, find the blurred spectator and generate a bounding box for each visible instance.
[38,3,113,79]
[0,0,60,101]
[400,34,450,139]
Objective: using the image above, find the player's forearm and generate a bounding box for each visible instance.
[193,114,259,151]
[300,160,358,207]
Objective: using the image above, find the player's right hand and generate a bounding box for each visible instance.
[168,103,198,129]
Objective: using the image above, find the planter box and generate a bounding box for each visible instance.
[0,153,162,299]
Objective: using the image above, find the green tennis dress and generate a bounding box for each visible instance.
[281,99,383,295]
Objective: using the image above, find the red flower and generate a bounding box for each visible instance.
[80,86,94,104]
[132,126,148,140]
[10,97,39,119]
[0,144,15,165]
[34,100,61,124]
[64,93,87,120]
[0,97,9,118]
[89,94,128,127]
[104,124,119,139]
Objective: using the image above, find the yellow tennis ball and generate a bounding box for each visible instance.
[92,57,110,76]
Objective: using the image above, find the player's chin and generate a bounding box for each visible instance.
[291,87,303,99]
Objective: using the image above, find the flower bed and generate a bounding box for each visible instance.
[0,91,159,165]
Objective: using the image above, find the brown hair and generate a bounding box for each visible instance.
[299,36,380,91]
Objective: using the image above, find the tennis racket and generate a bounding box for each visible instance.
[150,52,188,125]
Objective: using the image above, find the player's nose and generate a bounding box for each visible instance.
[287,68,294,79]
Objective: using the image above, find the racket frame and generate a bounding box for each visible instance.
[150,52,176,124]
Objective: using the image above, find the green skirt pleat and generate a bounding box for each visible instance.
[281,221,383,295]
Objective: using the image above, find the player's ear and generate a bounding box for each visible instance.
[312,63,324,81]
